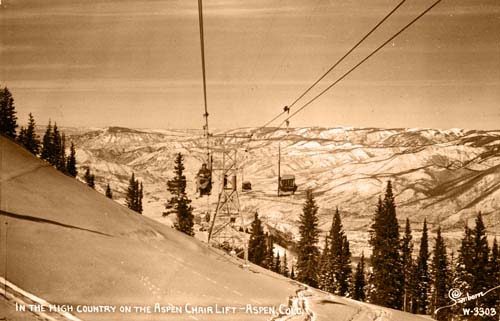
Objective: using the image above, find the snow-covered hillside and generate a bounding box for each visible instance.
[0,135,433,321]
[68,126,500,255]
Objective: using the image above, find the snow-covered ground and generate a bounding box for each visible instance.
[1,135,433,321]
[65,126,500,256]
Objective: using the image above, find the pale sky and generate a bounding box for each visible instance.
[1,0,499,130]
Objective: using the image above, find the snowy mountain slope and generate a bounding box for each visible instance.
[66,126,500,255]
[0,136,432,321]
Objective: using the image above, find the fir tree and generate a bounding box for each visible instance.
[353,252,366,301]
[470,213,490,313]
[414,219,430,314]
[248,212,267,267]
[273,252,281,274]
[105,183,113,199]
[471,213,490,292]
[452,224,474,315]
[431,227,450,321]
[0,87,18,139]
[126,173,143,214]
[51,123,62,167]
[401,218,414,312]
[17,126,27,146]
[22,113,41,155]
[56,132,67,172]
[41,121,54,162]
[339,234,352,296]
[318,235,333,291]
[282,252,290,277]
[166,153,194,235]
[296,190,320,287]
[84,168,95,188]
[290,265,295,280]
[486,238,499,312]
[66,142,78,177]
[369,181,404,310]
[264,233,275,270]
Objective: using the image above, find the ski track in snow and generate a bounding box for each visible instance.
[0,276,83,321]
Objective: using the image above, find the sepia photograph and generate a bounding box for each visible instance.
[0,0,499,320]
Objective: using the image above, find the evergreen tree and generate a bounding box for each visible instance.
[41,121,54,162]
[339,234,352,296]
[66,142,78,177]
[273,252,282,274]
[51,123,62,166]
[414,219,430,314]
[17,126,27,146]
[126,173,143,214]
[471,213,490,292]
[353,252,366,301]
[105,183,113,199]
[452,224,474,315]
[166,153,193,235]
[290,265,295,280]
[21,113,41,155]
[0,87,18,139]
[296,190,320,287]
[56,132,67,172]
[486,238,499,312]
[264,233,275,269]
[470,213,490,313]
[431,227,450,321]
[401,218,414,312]
[318,235,333,291]
[84,168,95,188]
[282,252,290,278]
[248,212,267,267]
[138,182,143,213]
[369,181,404,310]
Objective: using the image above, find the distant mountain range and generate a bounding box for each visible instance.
[65,126,500,256]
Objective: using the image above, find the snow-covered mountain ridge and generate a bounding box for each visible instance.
[67,126,500,255]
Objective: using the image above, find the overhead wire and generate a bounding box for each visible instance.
[250,0,410,136]
[279,0,443,127]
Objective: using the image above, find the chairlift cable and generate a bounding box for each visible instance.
[280,0,443,127]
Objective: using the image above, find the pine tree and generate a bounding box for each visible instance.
[126,173,143,214]
[431,227,450,321]
[486,238,499,312]
[166,153,193,235]
[0,87,18,139]
[290,265,296,280]
[470,213,490,312]
[296,190,320,287]
[66,142,78,177]
[56,132,67,172]
[273,252,282,274]
[138,182,143,213]
[248,212,267,267]
[41,121,54,162]
[282,252,290,277]
[51,123,62,167]
[414,219,430,314]
[17,126,27,146]
[318,235,333,291]
[353,252,366,301]
[339,234,352,296]
[401,218,414,312]
[471,213,489,291]
[84,168,95,188]
[264,233,275,270]
[369,181,404,310]
[452,224,474,315]
[22,113,41,155]
[105,183,113,199]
